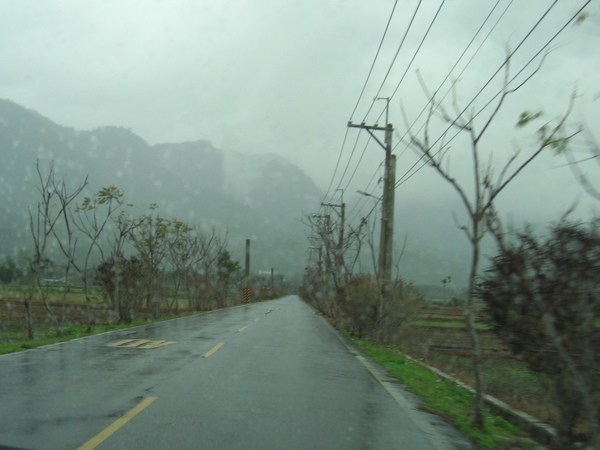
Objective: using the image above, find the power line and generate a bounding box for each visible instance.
[328,129,363,202]
[394,1,591,190]
[345,161,384,224]
[349,0,399,121]
[395,0,510,150]
[323,0,400,204]
[383,0,447,115]
[321,127,350,204]
[343,136,373,192]
[391,0,513,187]
[394,0,561,188]
[342,1,446,233]
[361,0,424,122]
[344,0,445,225]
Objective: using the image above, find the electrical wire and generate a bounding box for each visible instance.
[338,0,446,226]
[349,0,399,122]
[345,161,384,224]
[395,0,510,149]
[338,0,441,219]
[382,0,446,117]
[343,136,374,192]
[327,130,363,202]
[391,0,513,188]
[394,0,591,190]
[322,0,400,204]
[320,127,350,204]
[394,0,560,186]
[361,0,424,122]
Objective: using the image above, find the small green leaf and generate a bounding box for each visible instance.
[516,110,543,128]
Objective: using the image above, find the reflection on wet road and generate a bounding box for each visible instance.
[0,296,473,449]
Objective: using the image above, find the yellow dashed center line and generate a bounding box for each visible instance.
[77,397,157,450]
[203,342,225,358]
[253,318,260,322]
[237,326,247,333]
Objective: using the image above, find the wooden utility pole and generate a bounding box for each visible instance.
[244,239,251,303]
[321,198,346,287]
[348,99,395,293]
[245,239,250,278]
[380,128,396,293]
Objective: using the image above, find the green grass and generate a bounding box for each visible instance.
[0,313,198,356]
[0,284,105,304]
[349,336,539,449]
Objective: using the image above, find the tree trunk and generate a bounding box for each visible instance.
[24,297,34,340]
[40,280,62,337]
[84,279,92,333]
[465,241,484,427]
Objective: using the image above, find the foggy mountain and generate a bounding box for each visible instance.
[0,98,483,288]
[0,99,320,277]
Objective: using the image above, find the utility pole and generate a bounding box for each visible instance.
[245,239,250,279]
[321,192,346,289]
[244,239,251,303]
[321,195,346,323]
[348,98,395,294]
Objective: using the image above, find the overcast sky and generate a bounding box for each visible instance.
[2,0,599,231]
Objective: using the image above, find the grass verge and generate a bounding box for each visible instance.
[0,313,197,356]
[349,336,540,450]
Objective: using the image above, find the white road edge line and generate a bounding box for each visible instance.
[354,355,454,450]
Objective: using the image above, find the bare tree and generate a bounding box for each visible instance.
[50,174,88,336]
[95,255,150,324]
[362,214,413,341]
[27,161,86,338]
[404,57,577,426]
[71,185,126,330]
[215,249,241,308]
[303,210,367,326]
[101,210,141,321]
[129,205,171,317]
[557,126,600,201]
[164,219,197,313]
[304,213,340,321]
[194,227,229,309]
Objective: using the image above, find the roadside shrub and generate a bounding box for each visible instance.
[478,220,600,449]
[95,256,152,323]
[342,274,421,343]
[0,256,19,284]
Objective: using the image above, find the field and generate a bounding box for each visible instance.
[0,284,244,350]
[0,282,281,339]
[407,305,559,429]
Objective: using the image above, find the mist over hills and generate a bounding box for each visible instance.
[0,98,480,289]
[0,99,320,277]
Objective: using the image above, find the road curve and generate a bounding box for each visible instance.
[0,296,474,449]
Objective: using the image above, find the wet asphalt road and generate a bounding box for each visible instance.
[0,296,474,449]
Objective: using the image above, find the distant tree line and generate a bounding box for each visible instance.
[4,160,286,340]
